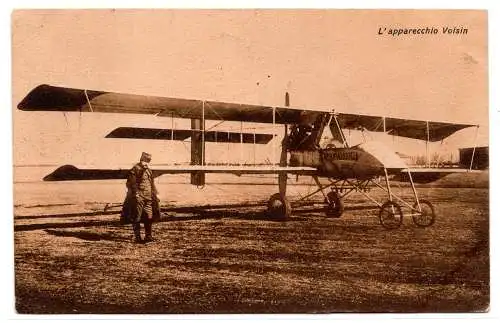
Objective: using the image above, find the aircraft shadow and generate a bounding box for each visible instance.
[16,210,121,220]
[44,228,129,242]
[164,209,282,222]
[15,202,266,221]
[14,204,379,232]
[15,220,121,232]
[162,205,376,222]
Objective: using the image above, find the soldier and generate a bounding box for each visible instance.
[123,152,160,243]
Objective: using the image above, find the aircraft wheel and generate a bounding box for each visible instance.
[325,191,344,218]
[267,193,291,221]
[379,201,403,229]
[411,199,436,227]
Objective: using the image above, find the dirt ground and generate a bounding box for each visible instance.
[14,180,489,314]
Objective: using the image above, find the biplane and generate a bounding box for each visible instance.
[17,84,480,229]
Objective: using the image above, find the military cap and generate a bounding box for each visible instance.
[140,152,152,162]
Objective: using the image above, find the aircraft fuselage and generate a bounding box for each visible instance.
[289,141,407,180]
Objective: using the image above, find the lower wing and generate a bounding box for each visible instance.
[43,165,319,181]
[399,168,483,183]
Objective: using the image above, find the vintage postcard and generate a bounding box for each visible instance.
[12,9,489,314]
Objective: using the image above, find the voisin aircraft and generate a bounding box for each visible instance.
[17,85,480,229]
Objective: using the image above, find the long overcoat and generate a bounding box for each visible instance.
[120,163,160,223]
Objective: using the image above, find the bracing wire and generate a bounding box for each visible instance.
[84,89,93,112]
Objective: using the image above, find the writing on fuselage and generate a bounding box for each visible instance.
[322,150,359,161]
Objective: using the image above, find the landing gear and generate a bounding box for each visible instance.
[267,193,291,221]
[406,170,437,228]
[379,201,403,229]
[264,165,436,229]
[411,199,436,227]
[325,191,344,218]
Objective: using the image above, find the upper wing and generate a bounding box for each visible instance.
[43,164,318,181]
[336,113,474,142]
[18,84,475,141]
[18,84,322,125]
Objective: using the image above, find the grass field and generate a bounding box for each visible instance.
[13,173,489,313]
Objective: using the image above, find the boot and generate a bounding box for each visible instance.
[144,221,154,243]
[132,223,142,243]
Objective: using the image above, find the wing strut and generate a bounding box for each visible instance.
[170,112,174,141]
[190,106,205,186]
[332,112,349,148]
[240,121,243,166]
[272,106,277,166]
[279,93,290,197]
[469,125,480,171]
[253,128,256,165]
[202,101,205,166]
[426,121,430,167]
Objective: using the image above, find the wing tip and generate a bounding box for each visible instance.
[17,84,105,112]
[43,164,80,181]
[17,84,49,110]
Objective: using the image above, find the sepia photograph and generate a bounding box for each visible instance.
[12,9,489,314]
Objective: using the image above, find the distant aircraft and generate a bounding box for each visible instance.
[17,84,480,229]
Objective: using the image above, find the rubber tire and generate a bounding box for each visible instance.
[325,191,344,218]
[267,193,292,221]
[411,199,436,227]
[379,201,403,230]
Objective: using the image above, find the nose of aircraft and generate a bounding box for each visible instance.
[357,141,407,170]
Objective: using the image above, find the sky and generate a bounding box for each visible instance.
[12,9,488,167]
